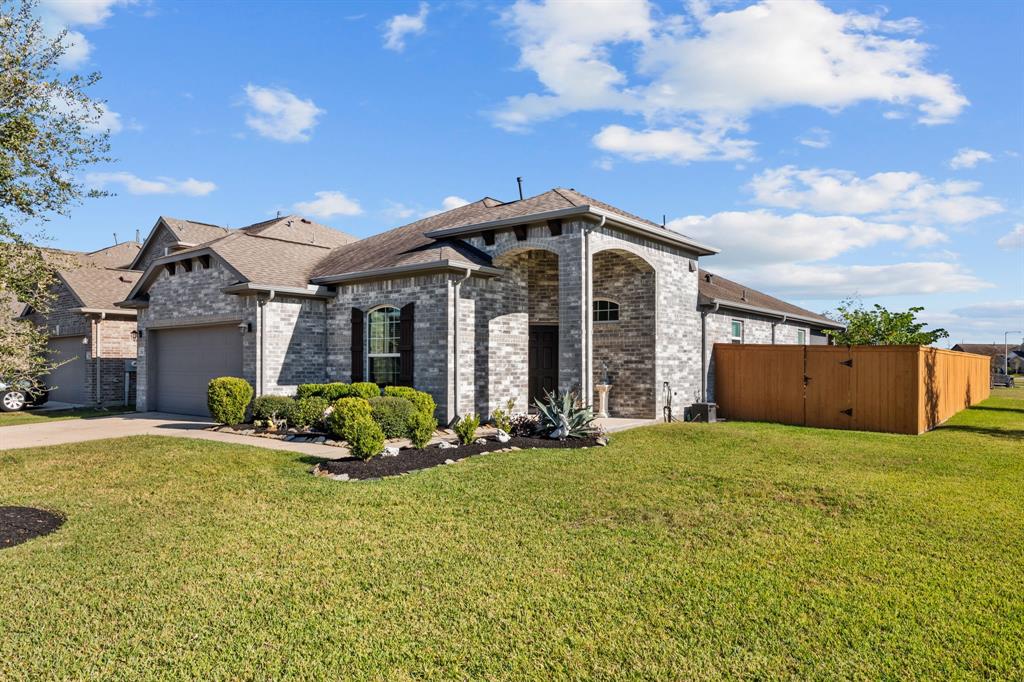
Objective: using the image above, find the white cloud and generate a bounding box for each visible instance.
[51,96,124,134]
[243,85,324,143]
[949,148,993,170]
[293,191,363,219]
[950,300,1024,319]
[58,29,93,68]
[495,0,967,154]
[997,224,1024,250]
[420,195,470,218]
[797,127,831,149]
[749,165,1004,224]
[86,172,216,196]
[383,2,429,52]
[41,0,134,27]
[719,262,991,299]
[670,210,922,266]
[592,124,755,164]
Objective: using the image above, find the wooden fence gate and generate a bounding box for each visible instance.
[712,344,990,435]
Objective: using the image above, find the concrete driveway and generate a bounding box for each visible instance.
[0,411,347,458]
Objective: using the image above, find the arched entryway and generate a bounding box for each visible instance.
[590,248,656,418]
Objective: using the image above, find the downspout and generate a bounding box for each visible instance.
[700,302,719,402]
[259,290,275,395]
[770,314,788,343]
[451,268,471,422]
[94,312,105,406]
[583,216,605,406]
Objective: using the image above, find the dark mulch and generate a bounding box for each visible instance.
[317,435,603,480]
[0,506,65,549]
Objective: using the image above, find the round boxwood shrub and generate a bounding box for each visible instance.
[346,416,385,460]
[349,382,382,401]
[252,395,297,425]
[297,382,353,402]
[383,386,436,418]
[207,377,253,425]
[407,410,437,449]
[327,397,372,441]
[292,396,329,430]
[368,396,416,439]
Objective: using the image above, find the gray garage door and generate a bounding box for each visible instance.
[152,325,243,416]
[46,336,88,404]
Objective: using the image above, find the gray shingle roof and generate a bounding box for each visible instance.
[240,214,358,248]
[951,343,1023,357]
[58,268,140,310]
[698,270,840,328]
[172,230,337,288]
[159,217,232,245]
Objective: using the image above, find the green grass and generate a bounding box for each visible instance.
[1,396,1021,679]
[0,406,133,427]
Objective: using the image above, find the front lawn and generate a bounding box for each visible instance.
[1,396,1021,678]
[0,406,133,428]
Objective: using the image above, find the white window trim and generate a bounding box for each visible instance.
[730,319,744,343]
[365,305,401,383]
[796,328,809,345]
[593,298,620,323]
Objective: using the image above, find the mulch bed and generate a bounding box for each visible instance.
[0,506,65,550]
[315,435,603,480]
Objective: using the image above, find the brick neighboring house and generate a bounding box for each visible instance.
[19,242,143,406]
[952,343,1024,374]
[119,188,841,420]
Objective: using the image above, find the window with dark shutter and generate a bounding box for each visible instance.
[351,307,364,382]
[399,302,414,386]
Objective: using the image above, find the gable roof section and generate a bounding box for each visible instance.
[420,188,718,256]
[83,241,141,269]
[128,216,231,270]
[310,200,501,282]
[240,214,358,248]
[698,270,841,329]
[56,268,141,312]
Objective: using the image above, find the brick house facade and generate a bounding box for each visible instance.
[119,188,841,420]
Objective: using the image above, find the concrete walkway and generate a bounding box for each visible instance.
[0,411,347,458]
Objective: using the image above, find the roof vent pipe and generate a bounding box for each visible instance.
[113,232,119,245]
[135,229,140,242]
[516,176,524,201]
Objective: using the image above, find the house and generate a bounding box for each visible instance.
[19,242,143,405]
[118,188,841,420]
[952,343,1024,374]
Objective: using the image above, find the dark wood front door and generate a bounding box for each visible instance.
[528,325,559,406]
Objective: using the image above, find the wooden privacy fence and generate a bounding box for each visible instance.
[713,345,991,435]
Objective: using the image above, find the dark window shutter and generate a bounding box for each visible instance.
[351,307,364,382]
[399,302,414,386]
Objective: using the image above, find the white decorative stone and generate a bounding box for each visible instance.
[473,438,487,445]
[382,445,400,457]
[437,441,458,449]
[444,458,456,465]
[495,429,511,443]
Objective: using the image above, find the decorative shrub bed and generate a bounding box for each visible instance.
[313,435,604,481]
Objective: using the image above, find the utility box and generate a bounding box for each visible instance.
[687,402,717,423]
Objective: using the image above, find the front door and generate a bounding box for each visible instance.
[528,325,558,407]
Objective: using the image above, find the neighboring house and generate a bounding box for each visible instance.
[19,242,142,405]
[952,343,1024,373]
[119,188,842,420]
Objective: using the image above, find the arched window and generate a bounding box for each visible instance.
[593,299,620,322]
[367,306,401,386]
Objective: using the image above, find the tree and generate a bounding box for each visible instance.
[824,298,949,346]
[1,0,112,387]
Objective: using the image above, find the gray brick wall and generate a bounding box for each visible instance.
[134,225,178,271]
[260,296,327,395]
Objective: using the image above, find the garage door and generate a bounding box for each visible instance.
[46,336,88,404]
[152,325,243,416]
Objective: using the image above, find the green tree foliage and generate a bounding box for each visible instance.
[1,0,113,386]
[825,298,949,346]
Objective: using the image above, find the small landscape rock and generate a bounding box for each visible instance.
[315,436,326,444]
[330,473,350,482]
[473,438,487,445]
[444,458,456,465]
[596,436,609,447]
[382,445,400,457]
[510,446,521,451]
[495,429,511,443]
[437,441,458,449]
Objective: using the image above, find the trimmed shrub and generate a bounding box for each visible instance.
[293,396,329,430]
[297,382,352,402]
[454,413,480,445]
[383,386,436,418]
[407,410,437,449]
[252,395,297,425]
[350,382,382,401]
[207,377,253,425]
[346,417,385,461]
[368,396,416,439]
[326,397,372,441]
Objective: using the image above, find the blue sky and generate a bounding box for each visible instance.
[36,0,1023,344]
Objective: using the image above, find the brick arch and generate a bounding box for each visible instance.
[490,242,563,266]
[590,247,657,419]
[591,244,658,273]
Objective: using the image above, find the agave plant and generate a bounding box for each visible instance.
[534,389,597,439]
